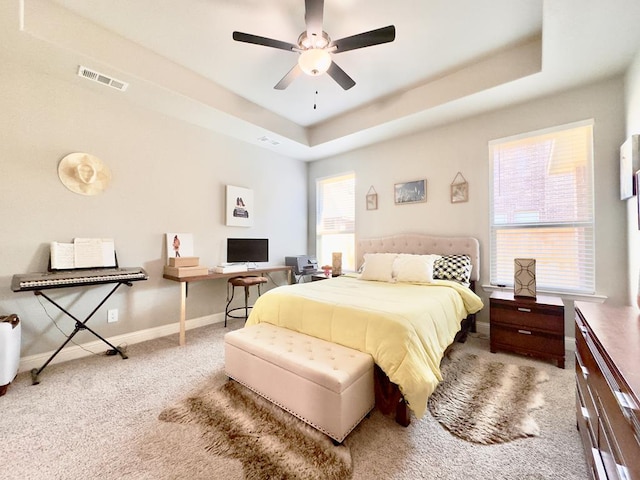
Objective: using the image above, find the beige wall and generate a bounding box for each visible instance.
[0,61,307,358]
[2,37,634,360]
[308,76,628,330]
[625,50,640,306]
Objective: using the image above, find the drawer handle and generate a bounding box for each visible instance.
[517,329,532,335]
[517,308,532,313]
[581,365,589,379]
[614,390,638,412]
[617,464,631,480]
[591,448,607,479]
[580,406,590,419]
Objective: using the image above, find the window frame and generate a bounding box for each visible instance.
[315,172,356,272]
[489,119,595,295]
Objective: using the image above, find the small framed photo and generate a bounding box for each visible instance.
[165,233,194,264]
[366,193,378,210]
[451,182,468,203]
[394,179,426,205]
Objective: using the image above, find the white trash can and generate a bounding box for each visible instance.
[0,314,20,396]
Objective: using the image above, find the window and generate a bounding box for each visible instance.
[316,172,355,271]
[489,120,594,294]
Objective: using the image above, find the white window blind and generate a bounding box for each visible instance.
[489,120,595,294]
[316,173,355,271]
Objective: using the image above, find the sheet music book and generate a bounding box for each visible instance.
[50,238,116,270]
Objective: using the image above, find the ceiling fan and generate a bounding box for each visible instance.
[232,0,396,90]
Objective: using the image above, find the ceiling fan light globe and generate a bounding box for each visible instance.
[298,48,331,76]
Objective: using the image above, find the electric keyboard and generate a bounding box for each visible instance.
[11,267,148,292]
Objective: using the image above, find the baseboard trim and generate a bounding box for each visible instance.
[20,317,576,374]
[18,313,224,374]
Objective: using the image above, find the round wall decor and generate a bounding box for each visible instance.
[58,152,111,196]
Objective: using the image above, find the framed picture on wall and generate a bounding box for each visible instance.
[450,172,469,203]
[226,185,254,227]
[366,193,378,210]
[621,135,639,200]
[366,186,378,210]
[636,172,640,229]
[394,179,426,205]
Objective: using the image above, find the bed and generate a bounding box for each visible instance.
[245,234,484,424]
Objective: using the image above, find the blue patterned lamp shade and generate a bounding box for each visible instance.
[514,258,536,298]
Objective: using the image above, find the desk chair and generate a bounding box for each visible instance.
[225,276,268,327]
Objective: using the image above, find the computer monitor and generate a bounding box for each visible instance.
[226,238,269,264]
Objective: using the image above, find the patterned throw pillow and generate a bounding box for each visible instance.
[433,254,472,284]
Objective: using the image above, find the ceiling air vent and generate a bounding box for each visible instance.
[257,135,280,146]
[77,66,128,92]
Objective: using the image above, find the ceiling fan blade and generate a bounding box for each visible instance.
[327,61,356,90]
[305,0,324,39]
[232,31,297,52]
[331,25,396,53]
[274,64,303,90]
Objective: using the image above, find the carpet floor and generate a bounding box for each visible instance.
[0,321,588,479]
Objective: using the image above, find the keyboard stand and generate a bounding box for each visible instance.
[30,281,132,385]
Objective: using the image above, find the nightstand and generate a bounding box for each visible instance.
[311,273,331,281]
[310,273,341,281]
[489,291,565,368]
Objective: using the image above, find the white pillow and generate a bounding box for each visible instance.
[394,254,441,283]
[359,253,398,282]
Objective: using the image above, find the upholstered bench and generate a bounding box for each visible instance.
[224,323,375,443]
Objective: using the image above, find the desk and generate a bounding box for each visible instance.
[163,266,292,346]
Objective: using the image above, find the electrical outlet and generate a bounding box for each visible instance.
[107,309,118,323]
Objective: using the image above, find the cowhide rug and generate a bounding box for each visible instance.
[428,349,549,444]
[159,379,352,480]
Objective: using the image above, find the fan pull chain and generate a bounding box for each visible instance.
[314,90,318,110]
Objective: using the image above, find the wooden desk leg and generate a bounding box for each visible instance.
[179,282,186,346]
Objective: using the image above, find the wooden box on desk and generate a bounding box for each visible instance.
[168,257,199,267]
[163,265,208,278]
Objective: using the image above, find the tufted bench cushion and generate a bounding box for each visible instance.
[224,323,374,442]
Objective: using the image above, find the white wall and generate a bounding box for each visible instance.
[308,77,627,331]
[0,61,307,357]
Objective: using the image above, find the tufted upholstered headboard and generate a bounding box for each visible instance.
[356,234,480,282]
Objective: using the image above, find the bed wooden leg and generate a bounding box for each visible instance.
[373,365,411,427]
[395,400,410,427]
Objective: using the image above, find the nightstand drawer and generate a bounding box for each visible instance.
[491,303,564,333]
[491,324,564,355]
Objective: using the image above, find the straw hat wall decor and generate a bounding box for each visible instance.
[58,152,111,196]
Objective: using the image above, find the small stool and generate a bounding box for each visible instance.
[224,276,268,327]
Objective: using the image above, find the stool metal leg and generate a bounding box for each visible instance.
[225,278,267,326]
[244,286,250,320]
[225,282,237,327]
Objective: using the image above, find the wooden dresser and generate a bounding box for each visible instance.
[575,302,640,480]
[490,291,565,368]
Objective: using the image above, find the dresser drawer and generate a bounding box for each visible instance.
[575,303,640,480]
[576,351,598,447]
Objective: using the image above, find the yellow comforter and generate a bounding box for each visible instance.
[245,274,484,418]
